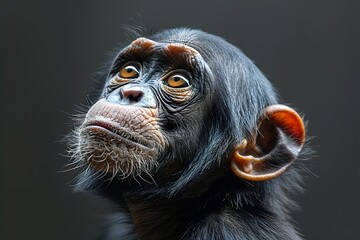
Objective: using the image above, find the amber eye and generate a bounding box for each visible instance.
[119,63,140,79]
[164,74,190,88]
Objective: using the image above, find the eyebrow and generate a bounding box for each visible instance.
[130,37,156,51]
[119,38,203,71]
[159,43,202,71]
[165,43,200,56]
[115,37,157,62]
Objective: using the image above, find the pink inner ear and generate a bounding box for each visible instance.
[266,106,305,145]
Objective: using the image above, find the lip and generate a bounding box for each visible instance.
[83,120,151,148]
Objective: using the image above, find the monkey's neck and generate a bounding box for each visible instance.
[115,172,293,240]
[126,197,200,240]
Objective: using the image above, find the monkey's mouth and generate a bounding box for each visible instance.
[83,120,152,148]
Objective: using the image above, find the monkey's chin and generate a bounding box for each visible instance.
[79,126,160,178]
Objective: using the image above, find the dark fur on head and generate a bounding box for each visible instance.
[68,28,311,240]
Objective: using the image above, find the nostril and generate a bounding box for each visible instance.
[129,91,143,102]
[123,87,144,103]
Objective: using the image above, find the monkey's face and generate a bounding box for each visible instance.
[76,37,211,179]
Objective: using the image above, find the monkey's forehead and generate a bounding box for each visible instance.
[128,37,201,57]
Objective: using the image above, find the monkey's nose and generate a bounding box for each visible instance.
[106,85,157,108]
[122,86,144,103]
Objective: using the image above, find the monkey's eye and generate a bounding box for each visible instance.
[164,74,190,88]
[119,63,141,79]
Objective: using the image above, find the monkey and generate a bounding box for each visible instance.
[68,28,308,240]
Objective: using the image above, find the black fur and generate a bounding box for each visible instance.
[71,28,308,240]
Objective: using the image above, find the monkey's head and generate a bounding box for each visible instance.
[71,28,305,197]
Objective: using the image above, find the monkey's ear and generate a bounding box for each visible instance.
[231,105,305,181]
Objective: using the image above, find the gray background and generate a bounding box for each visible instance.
[1,0,359,239]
